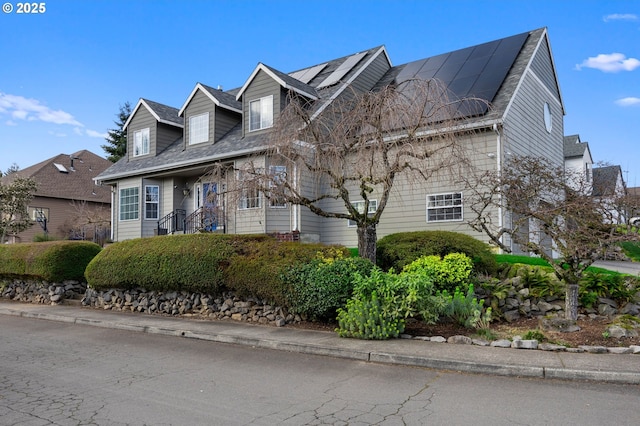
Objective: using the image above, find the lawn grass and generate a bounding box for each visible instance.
[620,241,640,262]
[495,254,623,276]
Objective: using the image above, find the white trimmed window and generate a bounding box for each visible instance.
[133,128,150,156]
[239,187,261,209]
[189,112,209,145]
[145,185,159,220]
[119,187,139,221]
[249,95,273,131]
[348,200,377,227]
[269,165,287,208]
[427,192,463,222]
[28,207,49,222]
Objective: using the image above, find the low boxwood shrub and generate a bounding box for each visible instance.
[86,234,231,293]
[282,255,374,321]
[223,241,348,305]
[0,241,101,282]
[85,234,349,303]
[376,231,497,275]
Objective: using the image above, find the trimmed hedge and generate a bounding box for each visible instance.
[85,234,348,304]
[376,231,497,275]
[0,241,102,282]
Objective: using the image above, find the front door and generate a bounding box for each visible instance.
[202,182,218,231]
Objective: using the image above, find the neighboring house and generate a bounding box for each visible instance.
[1,150,112,243]
[563,134,593,190]
[96,27,565,253]
[629,187,640,224]
[592,165,627,224]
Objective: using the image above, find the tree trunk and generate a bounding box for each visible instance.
[565,283,579,321]
[357,223,377,264]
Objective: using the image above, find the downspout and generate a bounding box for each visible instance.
[493,123,504,251]
[110,185,116,241]
[292,164,299,232]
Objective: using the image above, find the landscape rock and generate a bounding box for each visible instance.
[503,310,520,323]
[511,339,538,349]
[539,317,581,333]
[490,339,512,348]
[430,336,446,343]
[447,335,472,345]
[472,338,490,346]
[538,343,566,351]
[630,345,640,354]
[607,347,633,354]
[578,345,608,354]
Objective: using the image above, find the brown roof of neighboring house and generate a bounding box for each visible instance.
[1,150,112,203]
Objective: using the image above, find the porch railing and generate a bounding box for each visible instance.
[183,207,223,234]
[156,209,186,235]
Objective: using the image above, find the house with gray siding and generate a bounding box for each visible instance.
[96,27,566,252]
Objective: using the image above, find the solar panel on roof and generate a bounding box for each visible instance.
[317,51,367,88]
[289,63,327,84]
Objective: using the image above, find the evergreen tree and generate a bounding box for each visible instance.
[102,102,132,162]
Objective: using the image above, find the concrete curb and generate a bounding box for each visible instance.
[2,305,639,385]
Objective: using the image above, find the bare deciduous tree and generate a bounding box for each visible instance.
[466,155,640,320]
[214,79,485,262]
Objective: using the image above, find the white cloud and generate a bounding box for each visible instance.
[48,130,68,137]
[0,93,83,126]
[615,97,640,106]
[5,120,17,126]
[86,129,108,138]
[575,53,640,72]
[603,13,638,22]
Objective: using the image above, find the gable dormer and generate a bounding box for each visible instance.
[236,63,319,136]
[179,83,242,148]
[123,98,183,160]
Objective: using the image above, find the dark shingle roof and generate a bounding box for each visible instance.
[1,150,112,202]
[199,83,242,112]
[592,165,624,197]
[563,135,589,158]
[141,99,184,126]
[98,31,552,182]
[261,64,319,99]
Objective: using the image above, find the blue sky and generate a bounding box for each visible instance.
[1,0,639,185]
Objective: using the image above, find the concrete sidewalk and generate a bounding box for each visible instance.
[1,300,638,385]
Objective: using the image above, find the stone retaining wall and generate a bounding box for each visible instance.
[1,279,86,305]
[81,288,301,327]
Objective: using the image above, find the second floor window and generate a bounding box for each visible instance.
[145,185,159,220]
[133,128,150,156]
[249,95,273,131]
[189,112,209,145]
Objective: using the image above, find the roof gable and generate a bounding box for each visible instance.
[179,83,242,116]
[236,63,319,101]
[593,165,625,197]
[563,134,592,162]
[123,98,183,130]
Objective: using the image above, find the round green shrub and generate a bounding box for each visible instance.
[376,231,497,275]
[283,256,374,321]
[0,241,101,282]
[223,240,347,305]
